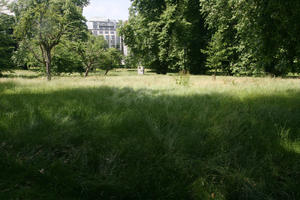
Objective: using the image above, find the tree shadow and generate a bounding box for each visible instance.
[2,73,42,79]
[0,85,300,200]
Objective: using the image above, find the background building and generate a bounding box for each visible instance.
[87,18,125,53]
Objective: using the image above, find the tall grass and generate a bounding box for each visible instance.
[0,70,300,199]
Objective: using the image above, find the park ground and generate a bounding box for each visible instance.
[0,69,300,199]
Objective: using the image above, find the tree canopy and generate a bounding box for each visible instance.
[120,0,209,74]
[1,0,300,77]
[119,0,300,76]
[13,0,88,80]
[201,0,300,76]
[76,34,108,77]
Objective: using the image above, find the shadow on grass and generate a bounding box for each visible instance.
[0,84,300,200]
[2,73,42,79]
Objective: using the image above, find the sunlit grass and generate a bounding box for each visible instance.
[1,70,300,199]
[2,69,300,95]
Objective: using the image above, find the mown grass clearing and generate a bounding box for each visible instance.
[1,70,300,199]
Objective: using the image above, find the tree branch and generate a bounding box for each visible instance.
[26,43,44,64]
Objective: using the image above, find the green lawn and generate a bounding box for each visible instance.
[1,70,300,200]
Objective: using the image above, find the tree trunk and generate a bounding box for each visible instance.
[45,50,52,81]
[85,65,91,77]
[213,66,217,81]
[104,69,109,76]
[22,65,29,70]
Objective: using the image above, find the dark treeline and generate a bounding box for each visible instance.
[120,0,300,76]
[1,0,300,77]
[0,12,16,76]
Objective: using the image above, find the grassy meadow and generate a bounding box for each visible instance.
[0,69,300,200]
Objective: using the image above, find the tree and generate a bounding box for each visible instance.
[0,13,16,76]
[119,11,164,73]
[202,30,231,76]
[119,0,210,74]
[99,48,122,76]
[13,0,88,80]
[200,0,300,76]
[77,34,108,77]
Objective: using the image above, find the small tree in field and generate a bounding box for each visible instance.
[202,30,231,78]
[100,48,122,76]
[13,0,87,80]
[77,34,108,77]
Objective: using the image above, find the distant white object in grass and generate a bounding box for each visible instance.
[138,66,144,75]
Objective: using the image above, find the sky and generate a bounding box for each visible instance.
[83,0,132,20]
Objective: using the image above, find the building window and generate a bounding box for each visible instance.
[93,31,98,35]
[111,31,115,34]
[105,31,109,34]
[93,22,97,29]
[99,31,103,34]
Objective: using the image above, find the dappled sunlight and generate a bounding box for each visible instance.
[281,140,300,154]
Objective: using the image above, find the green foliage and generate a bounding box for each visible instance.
[12,40,42,69]
[122,0,300,76]
[12,39,85,74]
[12,0,88,80]
[6,0,300,77]
[119,14,162,73]
[200,0,300,76]
[76,34,108,76]
[0,13,16,75]
[123,52,140,69]
[202,30,231,75]
[99,48,122,75]
[119,0,209,74]
[73,34,122,76]
[52,41,84,74]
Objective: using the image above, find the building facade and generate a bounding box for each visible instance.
[87,18,123,50]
